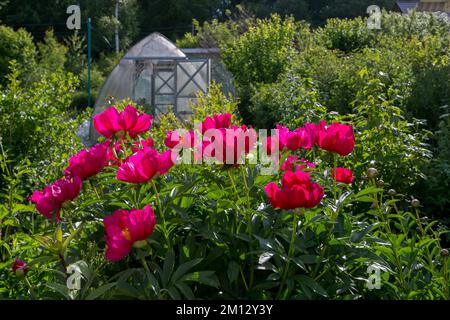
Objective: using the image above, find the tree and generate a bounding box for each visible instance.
[137,0,221,39]
[0,25,36,84]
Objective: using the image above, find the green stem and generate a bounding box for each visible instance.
[227,169,240,234]
[414,208,435,274]
[240,165,254,289]
[151,180,171,248]
[332,154,338,203]
[277,211,300,299]
[87,180,100,199]
[240,266,249,292]
[24,277,36,300]
[141,257,151,274]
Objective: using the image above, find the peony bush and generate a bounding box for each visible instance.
[7,104,449,300]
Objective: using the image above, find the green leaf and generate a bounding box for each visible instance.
[171,258,203,283]
[175,282,195,299]
[297,255,321,264]
[355,187,384,198]
[167,286,181,300]
[86,283,116,300]
[182,271,220,288]
[351,223,378,243]
[295,275,328,297]
[61,222,85,256]
[46,283,69,299]
[162,250,175,287]
[227,261,240,283]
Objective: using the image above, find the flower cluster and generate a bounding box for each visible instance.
[164,113,257,165]
[264,121,355,210]
[30,105,172,262]
[264,121,354,156]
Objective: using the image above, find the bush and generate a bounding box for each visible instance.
[0,25,36,84]
[347,77,432,191]
[317,17,377,53]
[221,14,298,87]
[251,76,327,129]
[0,63,83,189]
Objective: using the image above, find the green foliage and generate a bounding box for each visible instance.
[416,107,450,220]
[0,25,36,84]
[0,63,83,188]
[251,77,327,129]
[348,77,432,190]
[176,17,242,48]
[191,82,240,123]
[221,14,298,87]
[220,14,303,122]
[64,32,87,75]
[36,30,68,75]
[1,7,450,301]
[2,104,448,299]
[317,17,377,53]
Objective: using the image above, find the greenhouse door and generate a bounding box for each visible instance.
[175,59,210,118]
[152,62,176,116]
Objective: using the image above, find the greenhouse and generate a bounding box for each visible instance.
[91,33,211,139]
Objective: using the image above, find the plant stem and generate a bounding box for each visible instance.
[227,169,240,233]
[151,180,171,248]
[24,277,36,300]
[332,153,338,203]
[87,179,100,199]
[141,257,151,274]
[277,210,300,299]
[240,165,254,289]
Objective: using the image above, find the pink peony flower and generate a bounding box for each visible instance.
[164,130,195,149]
[30,176,82,220]
[332,167,354,184]
[132,137,155,153]
[116,147,174,183]
[65,141,109,180]
[265,170,323,210]
[93,105,153,139]
[201,113,232,134]
[104,205,156,262]
[318,122,355,156]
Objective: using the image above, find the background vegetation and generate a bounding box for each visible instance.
[0,2,449,300]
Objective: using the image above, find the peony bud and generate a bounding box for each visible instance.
[411,199,420,208]
[440,249,449,257]
[12,259,28,279]
[377,180,384,187]
[367,168,378,178]
[387,189,396,196]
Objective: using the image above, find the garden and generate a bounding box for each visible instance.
[1,4,450,300]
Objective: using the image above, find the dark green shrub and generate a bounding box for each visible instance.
[0,63,83,189]
[317,17,377,53]
[0,25,36,84]
[251,76,327,129]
